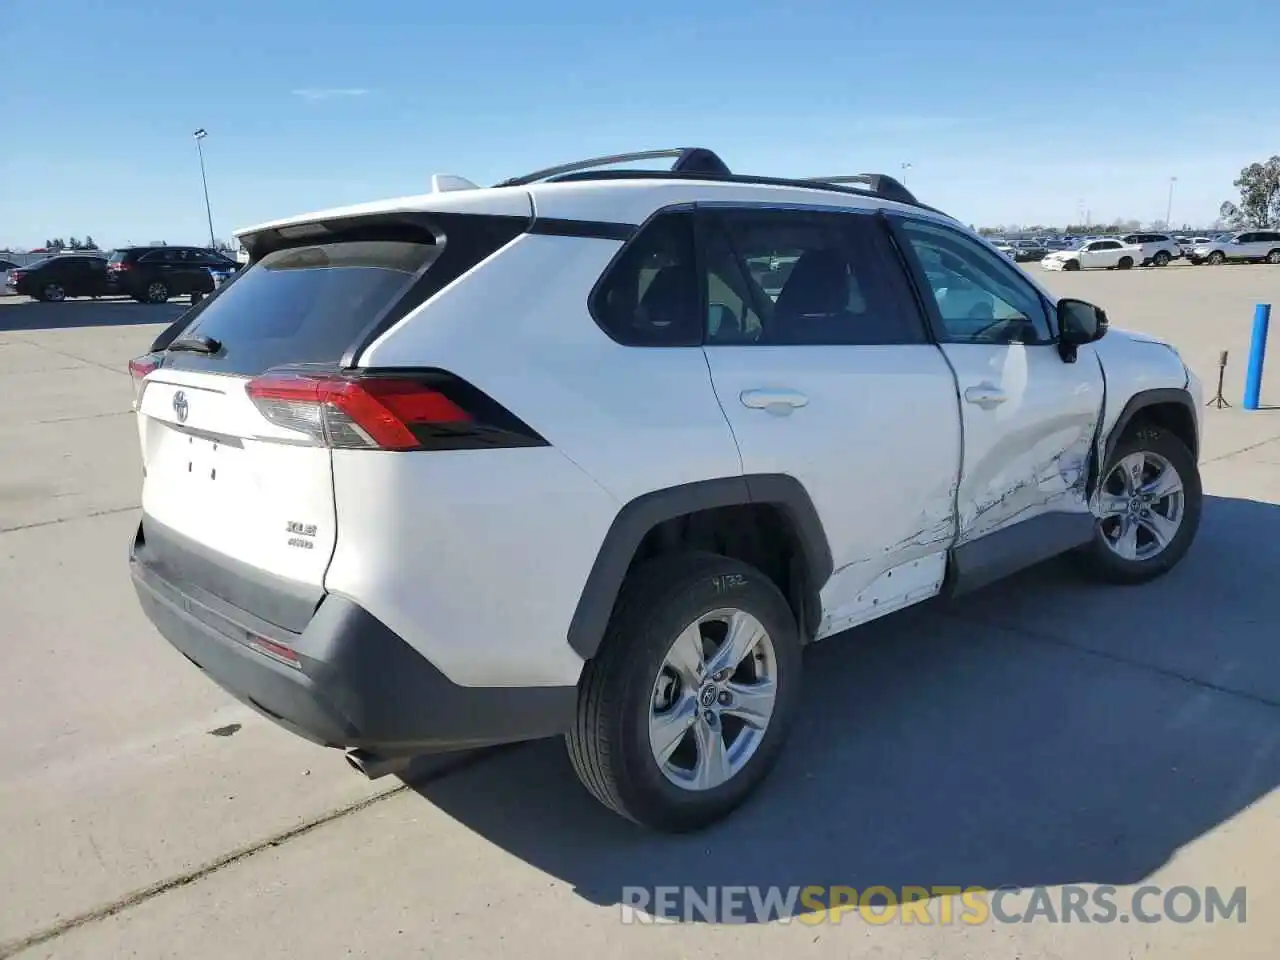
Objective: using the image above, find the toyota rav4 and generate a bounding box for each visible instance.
[127,148,1204,832]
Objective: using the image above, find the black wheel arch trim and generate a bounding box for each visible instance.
[566,474,834,659]
[1104,387,1198,463]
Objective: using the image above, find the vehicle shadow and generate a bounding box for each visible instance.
[0,298,188,332]
[407,494,1280,921]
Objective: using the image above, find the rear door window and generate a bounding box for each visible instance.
[165,240,440,376]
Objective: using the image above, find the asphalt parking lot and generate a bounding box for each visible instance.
[2,267,1279,959]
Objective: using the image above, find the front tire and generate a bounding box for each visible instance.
[1075,426,1201,584]
[1063,259,1081,271]
[1207,251,1225,265]
[1267,249,1280,265]
[567,552,802,832]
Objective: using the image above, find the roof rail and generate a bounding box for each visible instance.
[803,174,918,206]
[497,147,732,187]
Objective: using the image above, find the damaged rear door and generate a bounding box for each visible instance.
[890,215,1104,552]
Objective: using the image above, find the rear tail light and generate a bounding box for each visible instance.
[244,369,547,452]
[128,353,161,409]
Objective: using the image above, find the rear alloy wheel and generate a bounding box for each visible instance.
[41,283,66,302]
[1267,249,1280,264]
[1207,251,1226,265]
[145,280,170,304]
[1153,251,1172,267]
[1076,426,1201,584]
[1117,256,1134,270]
[568,552,801,832]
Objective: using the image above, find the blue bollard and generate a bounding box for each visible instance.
[1243,303,1271,410]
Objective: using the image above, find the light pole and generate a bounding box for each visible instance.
[900,161,912,185]
[193,128,216,249]
[1165,176,1177,229]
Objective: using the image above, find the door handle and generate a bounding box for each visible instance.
[964,383,1007,410]
[740,388,809,412]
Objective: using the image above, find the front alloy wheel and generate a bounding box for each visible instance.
[1096,451,1185,561]
[1075,426,1201,584]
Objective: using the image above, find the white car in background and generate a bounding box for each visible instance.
[1041,238,1143,271]
[1187,230,1280,265]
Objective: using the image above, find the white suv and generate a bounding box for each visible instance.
[1188,230,1280,265]
[127,148,1205,832]
[1120,233,1181,267]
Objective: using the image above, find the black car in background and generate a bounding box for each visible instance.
[6,254,110,301]
[1010,239,1048,262]
[106,246,240,303]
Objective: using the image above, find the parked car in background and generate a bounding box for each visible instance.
[989,239,1017,260]
[107,246,241,303]
[1041,238,1143,271]
[1011,239,1047,262]
[1187,230,1280,265]
[1175,237,1211,258]
[6,253,110,300]
[1120,233,1181,267]
[0,258,18,291]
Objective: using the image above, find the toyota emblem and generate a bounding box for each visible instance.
[172,390,189,423]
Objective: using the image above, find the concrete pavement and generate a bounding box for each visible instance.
[2,276,1279,958]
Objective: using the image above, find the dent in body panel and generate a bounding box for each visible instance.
[955,409,1098,544]
[818,480,957,635]
[1093,329,1191,440]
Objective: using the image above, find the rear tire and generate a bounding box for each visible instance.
[145,280,169,304]
[1153,251,1171,267]
[567,552,802,832]
[1118,256,1134,270]
[1074,426,1201,585]
[41,283,66,302]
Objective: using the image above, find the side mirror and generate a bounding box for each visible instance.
[1056,298,1108,362]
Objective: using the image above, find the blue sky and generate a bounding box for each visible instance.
[2,0,1276,249]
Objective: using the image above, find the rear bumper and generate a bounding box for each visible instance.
[129,519,577,755]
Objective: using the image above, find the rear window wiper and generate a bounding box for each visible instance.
[167,334,223,355]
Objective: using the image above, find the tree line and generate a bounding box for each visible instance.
[40,236,99,251]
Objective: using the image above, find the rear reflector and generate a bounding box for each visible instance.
[244,369,546,452]
[248,634,301,668]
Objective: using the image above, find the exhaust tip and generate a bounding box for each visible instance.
[345,748,410,780]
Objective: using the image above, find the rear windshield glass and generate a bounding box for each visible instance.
[170,240,440,376]
[108,250,130,263]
